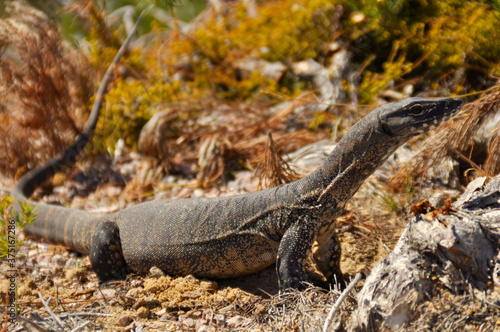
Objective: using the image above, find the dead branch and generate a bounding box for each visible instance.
[349,176,500,331]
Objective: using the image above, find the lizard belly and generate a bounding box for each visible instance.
[121,233,279,278]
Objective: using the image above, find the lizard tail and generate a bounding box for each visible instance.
[12,11,145,254]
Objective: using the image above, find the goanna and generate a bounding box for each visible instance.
[13,73,462,289]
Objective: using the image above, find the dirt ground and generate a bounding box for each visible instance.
[1,154,406,331]
[3,155,500,331]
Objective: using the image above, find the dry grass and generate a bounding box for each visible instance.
[137,99,325,187]
[256,131,300,189]
[390,84,500,190]
[0,2,93,177]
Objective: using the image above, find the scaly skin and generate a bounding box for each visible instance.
[14,95,463,290]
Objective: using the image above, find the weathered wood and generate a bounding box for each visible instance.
[349,176,500,331]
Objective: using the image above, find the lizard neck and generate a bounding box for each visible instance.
[288,111,403,213]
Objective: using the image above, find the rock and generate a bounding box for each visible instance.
[238,57,286,81]
[149,266,165,278]
[51,254,67,266]
[226,315,251,328]
[350,175,500,331]
[130,279,143,288]
[214,314,225,327]
[181,317,195,328]
[25,278,37,289]
[202,309,214,320]
[95,288,116,298]
[65,268,87,282]
[200,280,218,292]
[225,289,236,302]
[136,307,149,319]
[115,315,134,327]
[18,285,31,297]
[197,325,216,332]
[126,287,146,298]
[133,296,161,310]
[159,313,177,322]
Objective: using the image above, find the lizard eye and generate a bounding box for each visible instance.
[410,105,423,115]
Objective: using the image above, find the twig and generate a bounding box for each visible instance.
[38,292,64,329]
[69,320,91,332]
[66,312,114,317]
[0,306,48,332]
[323,273,362,332]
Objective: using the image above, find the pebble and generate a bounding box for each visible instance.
[159,313,177,322]
[200,280,218,292]
[115,315,134,327]
[65,268,87,281]
[214,314,225,327]
[136,307,149,319]
[131,279,143,288]
[181,317,195,328]
[149,266,165,278]
[192,188,205,198]
[95,288,116,298]
[226,315,250,328]
[126,287,146,298]
[133,296,161,310]
[197,325,216,332]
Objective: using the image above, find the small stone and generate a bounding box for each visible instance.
[116,315,134,327]
[181,291,202,299]
[200,280,218,292]
[195,318,209,329]
[131,279,143,288]
[95,288,116,298]
[154,308,167,316]
[133,296,161,310]
[136,307,149,319]
[225,289,236,302]
[192,189,205,198]
[65,268,88,282]
[182,317,195,328]
[159,313,177,322]
[219,305,233,313]
[149,266,164,278]
[25,278,37,289]
[214,314,225,327]
[226,316,244,328]
[36,254,51,265]
[126,287,145,298]
[203,309,213,320]
[191,311,203,319]
[197,325,215,332]
[52,265,63,275]
[51,254,67,266]
[18,285,31,297]
[124,322,144,332]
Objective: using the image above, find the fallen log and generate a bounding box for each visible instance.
[349,176,500,331]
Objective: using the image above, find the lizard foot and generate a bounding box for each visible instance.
[90,221,127,281]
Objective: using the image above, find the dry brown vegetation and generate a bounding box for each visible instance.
[390,83,500,191]
[2,0,500,331]
[0,2,94,178]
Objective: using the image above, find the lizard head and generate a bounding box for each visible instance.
[378,97,463,138]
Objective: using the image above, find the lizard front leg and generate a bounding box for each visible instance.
[276,215,318,291]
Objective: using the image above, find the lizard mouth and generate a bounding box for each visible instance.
[381,121,394,137]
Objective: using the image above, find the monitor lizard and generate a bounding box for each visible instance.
[13,49,463,289]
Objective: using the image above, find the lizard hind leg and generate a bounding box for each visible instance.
[90,221,127,282]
